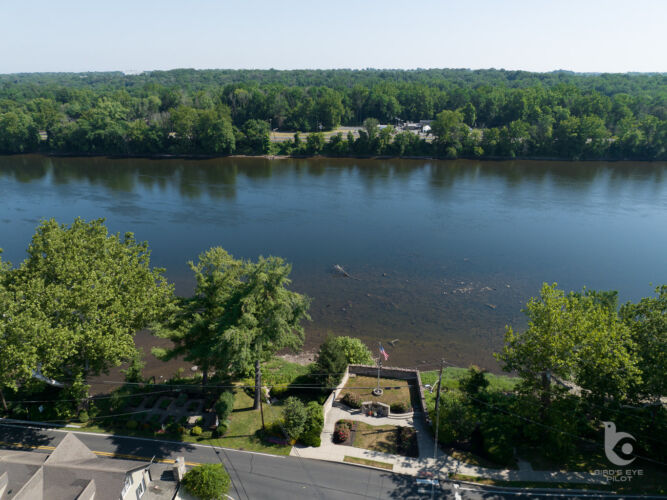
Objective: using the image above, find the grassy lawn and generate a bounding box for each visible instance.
[445,447,518,470]
[420,367,519,393]
[79,383,291,456]
[204,384,291,455]
[344,456,393,470]
[339,420,418,458]
[338,375,416,408]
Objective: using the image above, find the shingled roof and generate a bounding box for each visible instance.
[0,433,152,500]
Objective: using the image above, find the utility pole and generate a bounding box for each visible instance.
[431,358,444,500]
[433,358,444,460]
[259,384,265,430]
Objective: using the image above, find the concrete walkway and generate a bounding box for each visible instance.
[291,403,608,485]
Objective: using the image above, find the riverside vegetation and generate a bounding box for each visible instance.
[0,69,664,159]
[0,219,665,492]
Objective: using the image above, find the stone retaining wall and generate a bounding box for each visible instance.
[347,364,430,424]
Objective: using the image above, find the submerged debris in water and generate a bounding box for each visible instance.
[332,264,361,280]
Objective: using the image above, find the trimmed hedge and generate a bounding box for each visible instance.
[300,401,324,447]
[215,391,234,421]
[390,402,410,414]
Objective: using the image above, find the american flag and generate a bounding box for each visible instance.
[380,344,389,361]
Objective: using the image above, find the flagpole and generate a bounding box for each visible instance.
[373,342,383,396]
[377,342,381,392]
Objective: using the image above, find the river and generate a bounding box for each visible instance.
[1,155,666,372]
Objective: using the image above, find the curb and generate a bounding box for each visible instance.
[450,478,667,498]
[447,477,614,495]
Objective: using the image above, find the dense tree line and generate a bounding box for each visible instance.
[430,283,666,474]
[0,69,664,159]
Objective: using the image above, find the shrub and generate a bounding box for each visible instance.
[300,401,324,447]
[78,410,89,423]
[215,421,228,437]
[182,463,231,500]
[214,391,234,422]
[121,348,145,383]
[430,392,476,445]
[331,336,374,365]
[333,424,350,443]
[459,366,490,398]
[390,402,410,414]
[341,392,361,409]
[315,335,348,387]
[269,384,289,399]
[282,396,307,441]
[159,398,172,410]
[191,425,203,436]
[126,419,138,430]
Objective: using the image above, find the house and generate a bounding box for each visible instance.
[0,433,179,500]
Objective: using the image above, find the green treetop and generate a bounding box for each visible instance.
[6,218,173,388]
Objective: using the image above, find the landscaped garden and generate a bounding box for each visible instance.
[333,419,418,458]
[337,375,417,412]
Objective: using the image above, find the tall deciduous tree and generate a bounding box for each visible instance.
[153,247,247,384]
[8,218,173,388]
[620,285,667,403]
[239,256,311,410]
[496,283,640,412]
[155,250,310,410]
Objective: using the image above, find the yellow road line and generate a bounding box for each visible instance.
[0,440,201,466]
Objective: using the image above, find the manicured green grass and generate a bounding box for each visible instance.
[79,380,292,456]
[81,385,292,456]
[344,456,393,470]
[420,367,519,393]
[202,384,291,455]
[339,376,415,408]
[240,358,312,389]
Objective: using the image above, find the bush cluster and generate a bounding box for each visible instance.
[390,402,410,414]
[333,421,353,443]
[341,392,362,409]
[182,463,231,500]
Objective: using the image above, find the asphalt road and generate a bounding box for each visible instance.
[0,424,661,500]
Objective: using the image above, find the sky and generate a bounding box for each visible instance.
[2,0,666,74]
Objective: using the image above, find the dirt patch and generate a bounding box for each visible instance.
[351,421,418,458]
[276,349,317,366]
